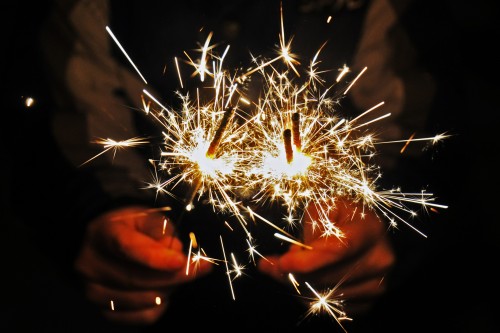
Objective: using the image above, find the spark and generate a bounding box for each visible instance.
[336,64,349,82]
[191,245,221,275]
[304,282,351,331]
[278,2,300,77]
[221,236,236,300]
[343,66,367,94]
[230,252,245,278]
[191,247,220,266]
[144,206,172,213]
[224,221,234,231]
[246,238,271,265]
[197,31,214,82]
[288,273,301,294]
[246,206,297,240]
[105,26,147,84]
[376,132,451,145]
[400,132,416,153]
[184,31,215,82]
[274,232,313,250]
[240,3,299,78]
[81,137,149,166]
[162,217,168,235]
[174,56,184,88]
[186,237,193,276]
[143,89,169,113]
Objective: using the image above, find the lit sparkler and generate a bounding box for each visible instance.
[88,5,449,327]
[240,54,448,238]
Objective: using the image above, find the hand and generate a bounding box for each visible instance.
[74,206,212,325]
[258,199,395,316]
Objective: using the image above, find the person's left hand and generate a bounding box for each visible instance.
[258,199,395,315]
[74,206,212,325]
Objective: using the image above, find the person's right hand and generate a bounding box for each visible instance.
[74,206,212,325]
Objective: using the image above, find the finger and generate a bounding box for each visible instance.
[297,235,395,286]
[337,275,387,301]
[75,237,185,289]
[303,200,385,250]
[158,236,183,252]
[87,209,186,271]
[334,277,389,316]
[259,232,394,293]
[275,239,353,274]
[108,223,186,271]
[279,213,386,274]
[76,244,180,289]
[93,206,183,258]
[257,255,283,280]
[340,235,394,285]
[76,245,213,289]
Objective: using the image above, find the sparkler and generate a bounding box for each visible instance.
[243,62,448,238]
[91,4,449,326]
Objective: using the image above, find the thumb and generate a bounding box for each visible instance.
[111,222,186,271]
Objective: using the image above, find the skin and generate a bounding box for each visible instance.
[75,200,395,325]
[74,206,212,325]
[258,199,395,315]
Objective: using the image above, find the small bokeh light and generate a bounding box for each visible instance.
[24,96,35,108]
